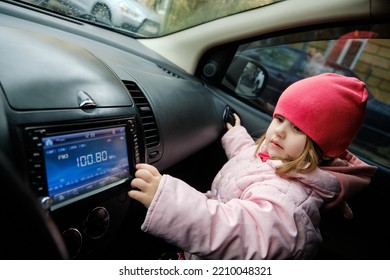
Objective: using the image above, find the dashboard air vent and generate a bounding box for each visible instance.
[123,81,160,148]
[158,65,184,79]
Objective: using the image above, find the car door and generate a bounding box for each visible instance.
[199,22,390,259]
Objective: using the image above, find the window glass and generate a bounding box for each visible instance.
[222,24,390,167]
[18,0,283,37]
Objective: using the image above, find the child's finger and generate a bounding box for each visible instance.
[131,177,149,191]
[128,189,148,205]
[128,186,154,208]
[137,163,160,176]
[233,113,241,125]
[135,168,154,182]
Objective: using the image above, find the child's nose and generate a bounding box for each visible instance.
[275,123,287,138]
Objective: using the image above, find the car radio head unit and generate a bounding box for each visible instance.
[26,118,141,211]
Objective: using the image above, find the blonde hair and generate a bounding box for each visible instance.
[255,135,331,177]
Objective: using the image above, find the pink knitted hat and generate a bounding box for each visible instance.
[273,73,368,158]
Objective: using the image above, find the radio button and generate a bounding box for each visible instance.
[28,129,46,148]
[30,162,43,170]
[30,171,45,183]
[31,182,45,193]
[28,150,43,161]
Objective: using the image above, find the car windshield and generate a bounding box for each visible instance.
[15,0,282,38]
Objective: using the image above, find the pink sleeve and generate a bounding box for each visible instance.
[221,126,257,159]
[141,174,317,259]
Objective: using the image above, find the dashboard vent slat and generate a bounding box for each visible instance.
[158,65,184,79]
[123,81,160,149]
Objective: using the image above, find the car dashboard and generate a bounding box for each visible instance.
[0,2,225,259]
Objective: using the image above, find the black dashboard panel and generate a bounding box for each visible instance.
[0,1,225,259]
[1,27,133,110]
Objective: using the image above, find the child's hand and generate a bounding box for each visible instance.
[128,163,162,208]
[226,113,241,130]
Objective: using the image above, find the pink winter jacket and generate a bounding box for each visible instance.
[140,126,375,259]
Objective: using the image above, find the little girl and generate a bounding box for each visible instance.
[128,73,377,259]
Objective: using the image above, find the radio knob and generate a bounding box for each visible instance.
[63,228,82,259]
[83,207,110,239]
[39,196,52,211]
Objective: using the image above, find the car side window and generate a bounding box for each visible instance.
[222,24,390,168]
[252,47,301,71]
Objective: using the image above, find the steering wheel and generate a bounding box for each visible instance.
[0,151,68,259]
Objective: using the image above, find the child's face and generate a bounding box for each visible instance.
[265,115,307,161]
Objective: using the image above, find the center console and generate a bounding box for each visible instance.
[24,117,143,258]
[25,117,141,211]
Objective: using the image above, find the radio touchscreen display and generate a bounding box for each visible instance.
[42,126,130,210]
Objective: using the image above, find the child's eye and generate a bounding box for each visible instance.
[275,115,284,122]
[293,125,303,133]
